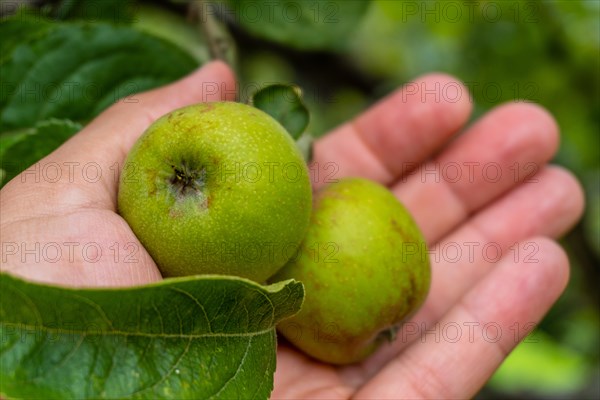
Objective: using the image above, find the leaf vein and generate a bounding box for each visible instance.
[208,336,253,399]
[0,322,274,339]
[170,287,212,333]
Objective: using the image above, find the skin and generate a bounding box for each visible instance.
[118,102,312,281]
[0,61,585,398]
[272,178,431,364]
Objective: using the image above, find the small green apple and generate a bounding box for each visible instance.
[117,102,312,282]
[271,178,430,364]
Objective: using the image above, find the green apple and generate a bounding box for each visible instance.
[271,178,430,364]
[117,102,312,282]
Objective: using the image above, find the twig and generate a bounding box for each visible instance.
[190,0,230,63]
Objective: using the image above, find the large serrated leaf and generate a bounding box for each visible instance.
[0,273,304,399]
[0,18,198,132]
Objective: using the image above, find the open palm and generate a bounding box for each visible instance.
[0,62,584,398]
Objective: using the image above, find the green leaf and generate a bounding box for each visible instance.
[0,11,54,62]
[0,273,304,399]
[584,170,600,258]
[251,84,309,139]
[52,0,135,23]
[132,4,213,65]
[0,119,82,188]
[488,330,590,396]
[0,17,198,132]
[295,131,314,163]
[226,0,370,50]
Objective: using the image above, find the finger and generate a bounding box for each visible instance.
[419,165,584,325]
[394,102,559,243]
[339,166,584,385]
[272,344,352,399]
[311,74,472,188]
[353,237,570,399]
[78,60,236,163]
[2,61,236,213]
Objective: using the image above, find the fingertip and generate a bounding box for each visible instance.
[490,102,560,160]
[526,236,570,296]
[543,165,586,233]
[349,73,473,179]
[392,73,474,154]
[204,60,237,84]
[193,60,236,86]
[174,60,237,103]
[410,72,473,127]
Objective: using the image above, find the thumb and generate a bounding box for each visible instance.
[74,60,237,171]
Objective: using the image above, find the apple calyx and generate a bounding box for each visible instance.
[376,325,400,343]
[169,160,206,198]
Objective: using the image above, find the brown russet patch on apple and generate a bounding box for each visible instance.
[168,110,186,128]
[402,272,419,313]
[146,169,159,196]
[320,190,350,203]
[370,287,399,321]
[304,309,345,343]
[169,208,183,218]
[390,218,408,239]
[183,125,196,135]
[198,103,215,113]
[305,270,322,290]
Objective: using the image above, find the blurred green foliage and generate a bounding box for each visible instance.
[1,0,598,397]
[228,0,369,50]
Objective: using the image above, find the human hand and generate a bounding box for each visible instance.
[0,63,584,398]
[272,74,584,398]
